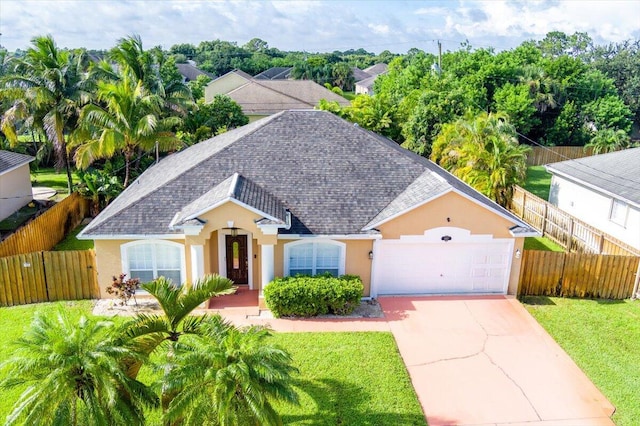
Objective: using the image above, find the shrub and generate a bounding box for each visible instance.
[106,273,140,305]
[264,274,363,318]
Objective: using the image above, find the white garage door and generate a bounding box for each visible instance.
[372,238,513,296]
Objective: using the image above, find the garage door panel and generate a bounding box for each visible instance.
[374,240,512,295]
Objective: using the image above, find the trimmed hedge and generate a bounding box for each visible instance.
[264,274,364,318]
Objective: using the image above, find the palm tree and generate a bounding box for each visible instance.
[110,35,192,116]
[431,111,530,207]
[163,320,299,426]
[586,127,632,154]
[0,35,92,193]
[518,65,560,113]
[0,311,158,426]
[71,74,182,186]
[120,275,235,406]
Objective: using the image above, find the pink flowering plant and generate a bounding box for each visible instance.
[106,273,140,306]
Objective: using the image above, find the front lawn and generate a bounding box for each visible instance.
[523,166,552,200]
[0,302,424,425]
[523,297,640,426]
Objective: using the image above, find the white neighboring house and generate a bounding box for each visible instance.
[546,147,640,251]
[0,150,35,221]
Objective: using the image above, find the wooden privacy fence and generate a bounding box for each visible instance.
[526,146,595,166]
[0,192,88,257]
[0,250,99,306]
[519,250,640,299]
[510,186,639,256]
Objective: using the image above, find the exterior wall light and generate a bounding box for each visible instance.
[368,250,374,260]
[515,249,521,259]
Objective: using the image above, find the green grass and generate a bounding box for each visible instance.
[522,297,640,426]
[53,224,94,251]
[0,303,424,425]
[522,166,552,200]
[270,332,425,425]
[30,167,79,196]
[524,236,564,251]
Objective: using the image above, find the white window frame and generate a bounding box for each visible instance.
[609,199,628,227]
[121,240,187,285]
[283,239,346,277]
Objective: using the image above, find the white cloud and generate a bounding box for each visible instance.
[0,0,638,54]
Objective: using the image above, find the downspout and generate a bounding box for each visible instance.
[632,258,640,300]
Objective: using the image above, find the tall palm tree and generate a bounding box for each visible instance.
[71,74,182,186]
[0,311,158,426]
[586,127,632,154]
[163,321,299,426]
[431,111,530,207]
[518,65,560,113]
[110,35,192,116]
[0,35,92,193]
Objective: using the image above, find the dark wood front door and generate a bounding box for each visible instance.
[225,234,248,284]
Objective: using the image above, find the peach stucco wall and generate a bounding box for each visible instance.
[92,192,524,298]
[377,191,524,294]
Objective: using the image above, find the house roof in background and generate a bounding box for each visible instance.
[0,150,34,175]
[363,63,388,76]
[356,75,378,90]
[176,63,213,81]
[351,67,372,82]
[253,67,292,80]
[546,147,640,206]
[227,80,350,115]
[81,110,532,238]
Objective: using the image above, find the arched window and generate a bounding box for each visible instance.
[121,240,185,285]
[284,240,345,277]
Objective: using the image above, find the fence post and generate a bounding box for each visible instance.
[521,191,527,219]
[542,203,548,236]
[632,260,640,300]
[566,219,574,252]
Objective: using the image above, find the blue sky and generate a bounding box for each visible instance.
[1,1,639,54]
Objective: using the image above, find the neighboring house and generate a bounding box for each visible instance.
[176,62,213,83]
[355,63,389,95]
[363,63,389,76]
[207,79,350,121]
[547,147,640,250]
[253,67,292,80]
[0,150,34,221]
[204,69,253,102]
[351,67,372,82]
[80,110,536,302]
[355,74,379,95]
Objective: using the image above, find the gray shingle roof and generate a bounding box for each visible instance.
[0,150,34,175]
[254,67,292,80]
[176,63,213,82]
[546,147,640,206]
[363,63,388,76]
[81,110,531,237]
[352,67,372,82]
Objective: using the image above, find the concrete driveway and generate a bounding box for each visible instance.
[379,296,615,426]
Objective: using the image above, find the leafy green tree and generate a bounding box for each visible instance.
[180,95,248,143]
[188,74,212,101]
[75,168,123,216]
[583,94,633,133]
[71,75,182,186]
[0,35,92,193]
[431,112,530,207]
[0,311,158,426]
[331,62,355,91]
[546,100,589,146]
[163,321,299,426]
[493,83,538,134]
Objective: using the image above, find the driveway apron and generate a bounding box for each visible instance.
[379,296,615,426]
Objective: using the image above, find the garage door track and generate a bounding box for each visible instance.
[379,296,615,426]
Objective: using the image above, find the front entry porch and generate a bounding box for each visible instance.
[208,285,259,314]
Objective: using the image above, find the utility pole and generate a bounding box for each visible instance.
[438,39,442,71]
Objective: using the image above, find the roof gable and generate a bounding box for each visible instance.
[546,147,640,206]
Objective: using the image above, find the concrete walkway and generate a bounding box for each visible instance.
[379,296,615,426]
